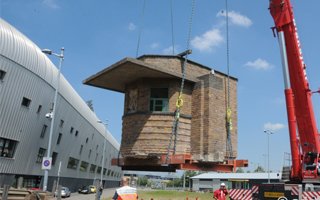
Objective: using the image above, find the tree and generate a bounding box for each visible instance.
[137,176,148,187]
[236,167,244,173]
[182,170,199,187]
[254,166,265,172]
[86,100,94,111]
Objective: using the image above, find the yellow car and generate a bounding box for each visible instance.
[89,185,97,193]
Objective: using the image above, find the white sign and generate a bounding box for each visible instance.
[42,157,52,170]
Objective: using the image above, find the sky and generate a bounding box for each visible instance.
[1,0,320,173]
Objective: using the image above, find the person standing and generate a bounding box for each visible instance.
[213,183,228,200]
[97,183,103,200]
[112,177,138,200]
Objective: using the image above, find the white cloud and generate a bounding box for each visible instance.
[128,23,136,31]
[162,45,179,55]
[245,58,274,70]
[264,122,286,132]
[217,10,252,27]
[42,0,59,9]
[162,46,177,55]
[150,42,160,49]
[191,28,224,52]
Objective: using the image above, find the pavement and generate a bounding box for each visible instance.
[58,188,116,200]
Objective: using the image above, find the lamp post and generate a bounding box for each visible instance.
[264,129,274,183]
[42,47,64,191]
[97,120,108,186]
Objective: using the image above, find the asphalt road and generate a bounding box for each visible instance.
[58,188,116,200]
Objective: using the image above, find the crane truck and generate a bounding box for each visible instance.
[270,0,320,184]
[245,0,320,199]
[243,0,320,199]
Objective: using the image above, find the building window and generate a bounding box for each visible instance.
[107,170,111,176]
[21,97,31,108]
[57,133,62,145]
[70,127,74,134]
[67,157,79,169]
[80,161,89,172]
[0,137,18,158]
[0,70,6,81]
[150,88,168,112]
[97,166,102,174]
[86,138,89,143]
[79,145,83,155]
[75,130,79,136]
[36,148,46,163]
[95,153,98,162]
[88,149,92,158]
[36,105,42,114]
[103,168,107,175]
[52,152,58,166]
[59,120,64,128]
[40,125,47,138]
[89,164,96,173]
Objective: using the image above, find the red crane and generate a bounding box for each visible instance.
[270,0,320,183]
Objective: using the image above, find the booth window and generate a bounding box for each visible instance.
[150,88,169,112]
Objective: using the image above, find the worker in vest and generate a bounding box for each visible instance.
[112,177,138,200]
[213,182,228,200]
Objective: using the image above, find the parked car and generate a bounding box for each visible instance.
[89,185,97,193]
[78,186,91,194]
[54,187,71,198]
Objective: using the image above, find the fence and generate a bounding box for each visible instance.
[0,185,52,200]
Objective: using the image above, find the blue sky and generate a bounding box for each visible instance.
[2,0,320,173]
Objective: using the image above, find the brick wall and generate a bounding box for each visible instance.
[121,56,238,162]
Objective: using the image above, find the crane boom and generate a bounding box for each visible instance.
[270,0,320,182]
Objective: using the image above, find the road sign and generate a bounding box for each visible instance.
[42,157,52,170]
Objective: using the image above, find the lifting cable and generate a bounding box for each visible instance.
[165,0,195,164]
[225,0,233,159]
[136,0,146,58]
[170,0,175,55]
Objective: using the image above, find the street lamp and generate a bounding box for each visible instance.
[264,129,274,183]
[42,47,64,191]
[97,120,108,187]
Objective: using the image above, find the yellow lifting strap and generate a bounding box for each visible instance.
[227,107,233,131]
[175,93,184,109]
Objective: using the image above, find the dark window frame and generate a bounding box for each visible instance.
[57,133,62,145]
[36,148,46,163]
[59,120,64,128]
[21,97,31,108]
[80,161,89,172]
[36,105,42,114]
[40,125,47,138]
[89,164,96,173]
[67,157,79,170]
[0,137,18,158]
[0,70,6,81]
[52,152,58,166]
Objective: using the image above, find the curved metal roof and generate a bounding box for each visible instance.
[0,18,119,149]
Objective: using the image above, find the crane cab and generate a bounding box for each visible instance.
[302,152,320,182]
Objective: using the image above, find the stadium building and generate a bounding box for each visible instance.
[0,18,121,191]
